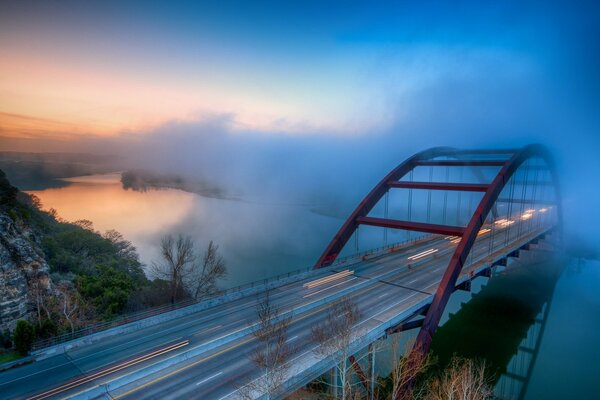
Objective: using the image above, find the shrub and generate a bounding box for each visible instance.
[13,320,35,355]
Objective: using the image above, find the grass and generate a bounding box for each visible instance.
[0,350,22,364]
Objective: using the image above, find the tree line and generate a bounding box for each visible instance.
[1,170,227,356]
[242,295,493,400]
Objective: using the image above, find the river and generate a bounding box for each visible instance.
[28,173,600,399]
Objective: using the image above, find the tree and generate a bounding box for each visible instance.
[152,234,227,304]
[389,336,433,400]
[77,266,134,318]
[56,282,81,334]
[27,265,51,327]
[190,240,227,300]
[14,320,35,355]
[424,357,493,400]
[311,297,363,400]
[242,291,292,399]
[152,234,196,304]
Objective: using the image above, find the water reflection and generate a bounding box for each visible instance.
[28,173,340,288]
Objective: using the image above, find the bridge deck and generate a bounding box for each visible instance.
[0,220,551,400]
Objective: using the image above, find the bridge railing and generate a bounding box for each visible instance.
[31,236,426,351]
[331,234,436,266]
[31,264,318,350]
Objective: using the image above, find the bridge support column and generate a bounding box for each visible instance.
[369,343,376,400]
[331,367,339,398]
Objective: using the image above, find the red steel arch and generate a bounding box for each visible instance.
[315,144,562,358]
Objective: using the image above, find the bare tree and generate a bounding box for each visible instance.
[27,267,51,327]
[423,357,493,400]
[56,282,80,334]
[241,290,292,399]
[73,219,95,231]
[152,234,196,304]
[153,234,227,305]
[311,297,364,400]
[103,229,139,261]
[190,240,227,300]
[389,336,433,400]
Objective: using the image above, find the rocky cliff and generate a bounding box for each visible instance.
[0,173,51,332]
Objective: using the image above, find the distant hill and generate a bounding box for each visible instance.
[0,152,120,190]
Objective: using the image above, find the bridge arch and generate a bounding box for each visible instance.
[315,144,562,357]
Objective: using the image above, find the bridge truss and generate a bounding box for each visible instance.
[315,144,562,365]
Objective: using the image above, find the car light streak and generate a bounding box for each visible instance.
[407,248,438,261]
[494,218,515,227]
[477,228,491,236]
[303,269,353,289]
[27,340,189,400]
[521,212,533,220]
[303,277,357,298]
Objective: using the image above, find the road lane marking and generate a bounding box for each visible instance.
[194,325,223,337]
[62,222,542,400]
[196,371,223,386]
[110,303,332,399]
[287,335,299,343]
[27,340,189,400]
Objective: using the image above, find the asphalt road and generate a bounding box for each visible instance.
[0,216,550,400]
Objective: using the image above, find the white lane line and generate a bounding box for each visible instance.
[287,335,299,343]
[194,325,222,337]
[407,278,418,284]
[378,293,389,299]
[196,371,223,386]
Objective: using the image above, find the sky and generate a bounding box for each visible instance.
[1,0,599,240]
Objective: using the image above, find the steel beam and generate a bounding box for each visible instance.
[404,144,562,398]
[456,280,472,292]
[414,160,507,167]
[387,181,489,192]
[356,216,465,237]
[349,355,369,391]
[386,318,424,334]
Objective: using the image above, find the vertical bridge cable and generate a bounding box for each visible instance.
[383,191,389,245]
[426,166,433,223]
[529,162,540,234]
[456,167,463,225]
[442,166,449,225]
[407,169,413,241]
[517,162,530,239]
[505,174,517,247]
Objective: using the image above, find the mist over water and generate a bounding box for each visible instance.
[29,174,344,288]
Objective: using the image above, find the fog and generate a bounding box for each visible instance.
[3,1,599,257]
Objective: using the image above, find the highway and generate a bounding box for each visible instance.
[0,214,551,400]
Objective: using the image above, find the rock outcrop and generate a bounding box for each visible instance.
[0,212,51,331]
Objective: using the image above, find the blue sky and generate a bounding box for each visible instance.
[1,1,599,240]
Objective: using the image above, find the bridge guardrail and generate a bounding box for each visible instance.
[31,237,421,351]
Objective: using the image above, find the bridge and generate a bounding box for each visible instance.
[0,145,561,399]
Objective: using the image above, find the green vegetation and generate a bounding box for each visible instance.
[0,351,21,364]
[1,169,174,352]
[14,321,35,356]
[76,266,135,318]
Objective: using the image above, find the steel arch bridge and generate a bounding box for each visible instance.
[315,144,561,361]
